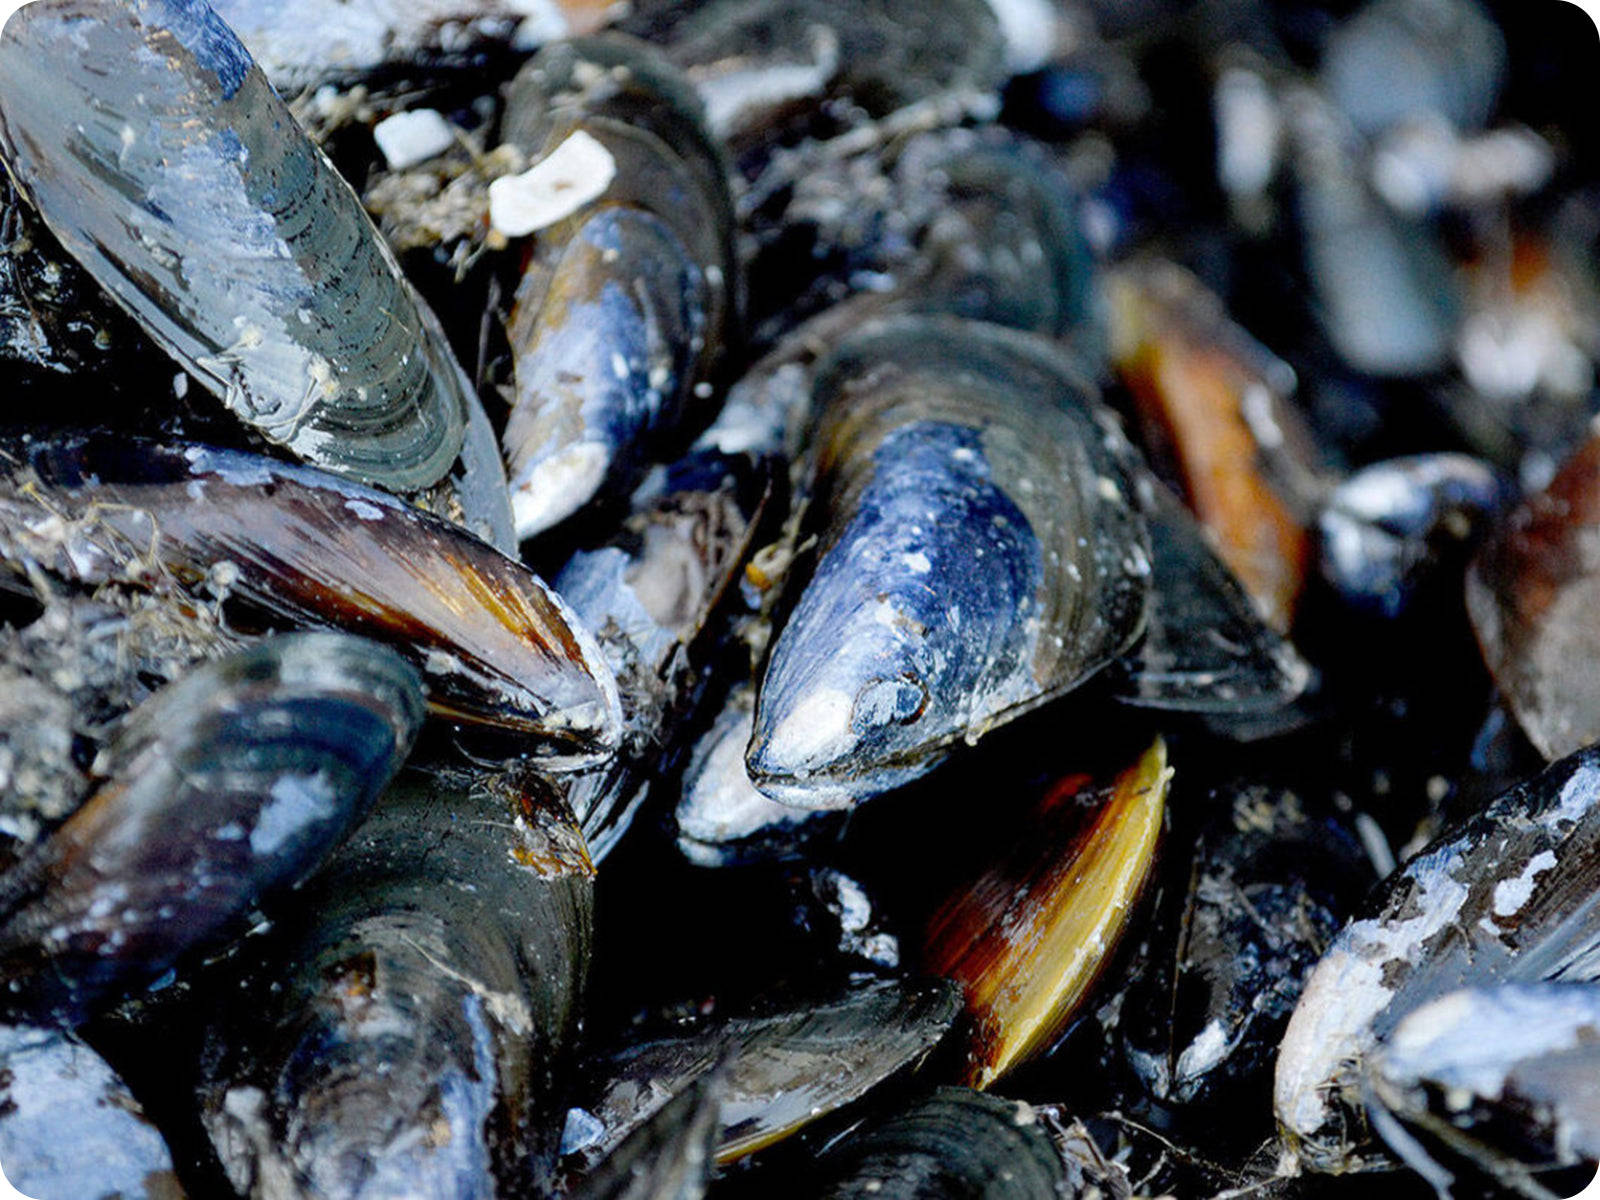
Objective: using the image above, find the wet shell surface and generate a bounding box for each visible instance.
[1468,433,1600,760]
[0,1023,182,1200]
[200,763,594,1199]
[748,316,1151,806]
[1106,258,1319,632]
[565,1073,721,1200]
[0,0,480,495]
[1112,476,1312,713]
[1275,744,1600,1173]
[569,977,960,1169]
[924,737,1170,1088]
[812,1087,1067,1200]
[0,434,621,764]
[498,34,737,540]
[0,632,423,1024]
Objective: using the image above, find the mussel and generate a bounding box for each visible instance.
[554,446,771,858]
[810,1087,1066,1200]
[199,761,593,1199]
[0,632,423,1024]
[1105,258,1322,632]
[1275,744,1600,1173]
[1468,433,1600,760]
[0,434,621,764]
[567,977,960,1170]
[925,737,1169,1088]
[0,0,515,548]
[0,1023,182,1199]
[747,316,1150,806]
[1366,982,1600,1197]
[497,34,738,540]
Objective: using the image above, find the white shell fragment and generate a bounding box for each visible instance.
[488,130,616,237]
[373,109,457,170]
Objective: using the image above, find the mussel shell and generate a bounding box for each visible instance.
[675,682,846,867]
[924,737,1169,1088]
[893,138,1092,342]
[565,1074,721,1200]
[570,977,960,1170]
[1105,258,1319,632]
[748,316,1150,805]
[1111,476,1311,713]
[0,0,475,494]
[200,763,593,1199]
[555,447,772,856]
[0,434,621,764]
[1275,744,1600,1172]
[1467,433,1600,760]
[1320,0,1506,138]
[1119,782,1369,1115]
[639,0,1007,125]
[504,206,715,538]
[1321,453,1507,620]
[1287,87,1460,379]
[208,0,608,92]
[0,632,423,1023]
[0,1023,181,1199]
[1366,983,1600,1194]
[499,34,737,540]
[503,34,736,286]
[811,1087,1066,1200]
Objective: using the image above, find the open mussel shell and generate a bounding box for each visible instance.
[1275,744,1600,1173]
[1366,983,1600,1197]
[0,434,621,764]
[810,1087,1066,1200]
[1467,433,1600,760]
[0,632,423,1024]
[569,977,959,1171]
[566,1073,722,1200]
[1111,476,1312,713]
[924,737,1170,1089]
[498,34,738,540]
[0,0,480,497]
[200,762,593,1199]
[0,1023,182,1199]
[747,316,1151,807]
[555,447,773,857]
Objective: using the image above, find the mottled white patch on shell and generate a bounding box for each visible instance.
[1276,855,1471,1157]
[1492,849,1558,919]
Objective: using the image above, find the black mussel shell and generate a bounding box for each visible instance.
[810,1087,1066,1200]
[0,434,621,764]
[0,632,423,1024]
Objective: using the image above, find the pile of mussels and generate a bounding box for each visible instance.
[0,0,1597,1196]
